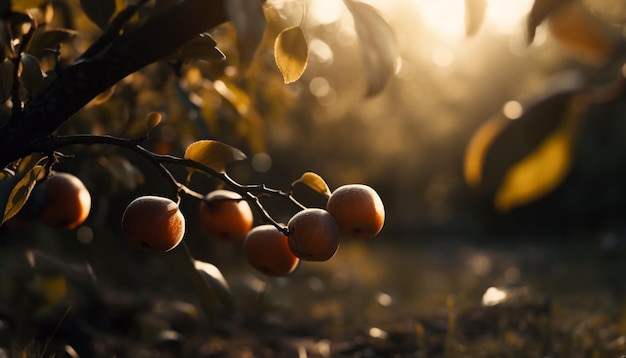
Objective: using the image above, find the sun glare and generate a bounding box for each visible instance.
[410,0,535,40]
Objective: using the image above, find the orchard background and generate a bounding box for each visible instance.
[2,0,626,356]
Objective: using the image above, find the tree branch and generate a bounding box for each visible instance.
[0,0,228,169]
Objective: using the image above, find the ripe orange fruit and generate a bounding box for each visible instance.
[243,224,299,276]
[198,189,254,241]
[38,172,92,229]
[326,184,384,239]
[287,208,340,261]
[121,196,185,252]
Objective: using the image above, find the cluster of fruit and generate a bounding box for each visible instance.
[121,184,385,277]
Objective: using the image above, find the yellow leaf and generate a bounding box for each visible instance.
[145,111,162,133]
[494,95,587,211]
[292,172,332,198]
[2,165,43,225]
[547,1,618,65]
[274,26,308,84]
[464,115,509,187]
[184,140,246,173]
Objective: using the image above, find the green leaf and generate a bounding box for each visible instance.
[80,0,116,30]
[274,26,308,84]
[344,0,397,97]
[465,0,488,36]
[20,53,45,97]
[292,172,331,198]
[2,165,43,225]
[184,140,246,173]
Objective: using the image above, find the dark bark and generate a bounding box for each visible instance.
[0,0,228,169]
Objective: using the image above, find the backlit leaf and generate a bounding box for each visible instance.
[292,172,331,198]
[547,1,619,65]
[526,0,574,43]
[464,115,509,188]
[184,140,246,173]
[213,78,252,116]
[494,94,587,211]
[80,0,116,30]
[168,33,225,63]
[274,26,308,84]
[465,0,488,36]
[344,0,396,97]
[466,71,585,195]
[2,165,43,225]
[195,260,234,313]
[146,112,162,133]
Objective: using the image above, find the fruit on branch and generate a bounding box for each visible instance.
[121,196,185,252]
[198,189,254,241]
[287,208,340,262]
[326,184,385,239]
[243,224,299,276]
[38,172,92,229]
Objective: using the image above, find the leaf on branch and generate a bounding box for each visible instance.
[28,28,78,59]
[226,0,266,72]
[20,53,46,97]
[292,172,331,198]
[526,0,574,44]
[167,33,226,63]
[184,140,247,173]
[79,0,116,30]
[465,0,488,36]
[194,260,234,313]
[2,165,43,225]
[344,0,397,97]
[145,112,162,134]
[274,26,308,84]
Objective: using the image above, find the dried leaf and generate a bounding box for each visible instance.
[494,94,587,211]
[526,0,575,43]
[344,0,396,97]
[2,165,43,225]
[274,26,308,84]
[80,0,116,30]
[465,0,488,36]
[547,1,619,65]
[292,172,331,198]
[184,140,246,173]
